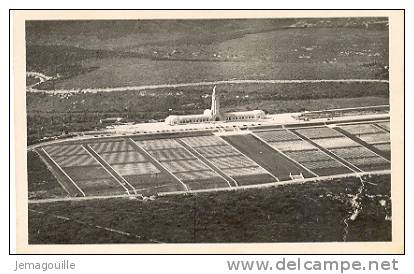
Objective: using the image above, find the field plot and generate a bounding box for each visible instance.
[28,150,69,199]
[254,130,352,176]
[134,138,230,191]
[294,126,390,171]
[373,143,391,155]
[88,140,184,194]
[222,134,315,181]
[180,135,276,186]
[376,121,390,132]
[42,144,125,196]
[338,123,390,159]
[33,120,391,198]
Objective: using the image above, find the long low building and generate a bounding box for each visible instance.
[165,113,212,125]
[165,86,265,125]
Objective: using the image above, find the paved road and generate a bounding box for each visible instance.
[27,78,390,94]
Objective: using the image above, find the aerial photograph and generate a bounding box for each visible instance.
[25,17,392,244]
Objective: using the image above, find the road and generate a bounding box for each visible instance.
[26,71,53,89]
[27,78,389,94]
[28,169,391,203]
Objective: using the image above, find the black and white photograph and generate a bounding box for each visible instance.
[13,10,404,253]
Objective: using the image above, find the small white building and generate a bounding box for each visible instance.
[165,86,265,125]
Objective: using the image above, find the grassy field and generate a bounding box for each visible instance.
[26,19,387,52]
[25,18,389,143]
[42,59,387,90]
[26,81,388,145]
[27,82,389,114]
[28,174,391,244]
[222,134,314,180]
[26,19,389,90]
[27,151,69,199]
[27,18,388,89]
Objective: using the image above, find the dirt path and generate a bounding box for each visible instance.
[27,78,389,94]
[28,170,391,204]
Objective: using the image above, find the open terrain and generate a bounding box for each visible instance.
[28,174,391,243]
[26,18,389,144]
[25,18,392,245]
[27,18,388,89]
[27,151,70,200]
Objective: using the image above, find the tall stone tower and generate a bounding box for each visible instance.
[210,86,223,121]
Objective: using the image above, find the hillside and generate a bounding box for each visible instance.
[25,17,390,144]
[26,17,389,86]
[29,174,391,243]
